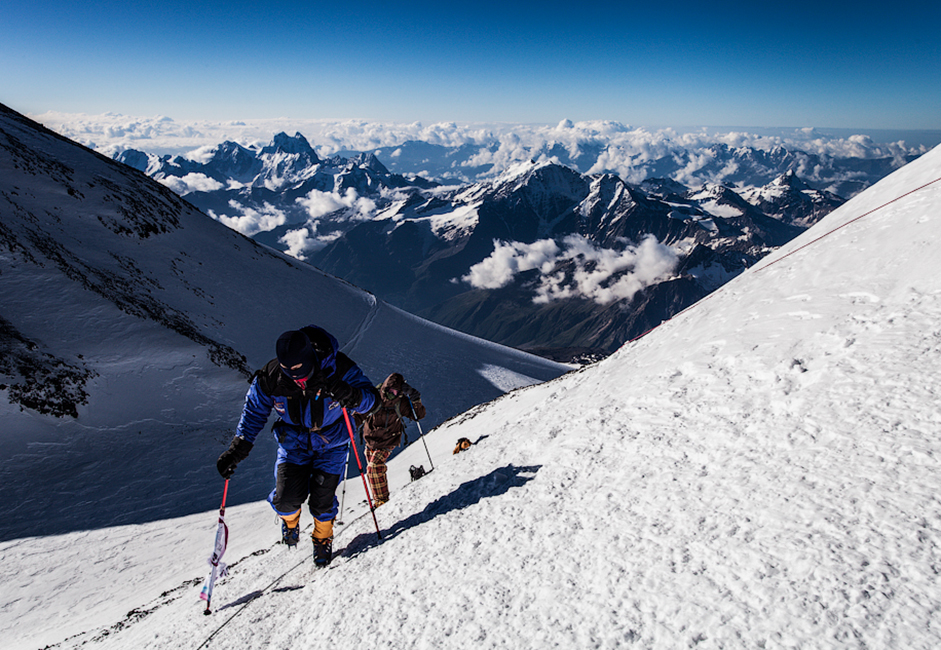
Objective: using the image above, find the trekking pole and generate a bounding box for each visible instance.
[199,479,231,615]
[220,478,230,515]
[407,396,435,472]
[337,441,351,525]
[341,408,383,542]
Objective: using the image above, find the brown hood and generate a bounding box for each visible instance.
[380,373,405,398]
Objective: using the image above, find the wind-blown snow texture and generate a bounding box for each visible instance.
[3,134,941,646]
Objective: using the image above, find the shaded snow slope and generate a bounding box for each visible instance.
[3,136,941,647]
[0,104,569,542]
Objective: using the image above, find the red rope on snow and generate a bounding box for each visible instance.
[750,175,941,276]
[623,175,941,346]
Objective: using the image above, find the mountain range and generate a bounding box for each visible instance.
[116,132,858,358]
[348,135,917,197]
[310,161,847,355]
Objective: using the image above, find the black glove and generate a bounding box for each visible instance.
[216,436,253,479]
[403,385,421,401]
[327,379,361,410]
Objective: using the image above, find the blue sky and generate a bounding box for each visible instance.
[2,0,939,129]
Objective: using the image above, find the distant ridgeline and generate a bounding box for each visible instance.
[117,132,911,362]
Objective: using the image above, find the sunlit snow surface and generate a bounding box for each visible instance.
[3,141,941,648]
[476,363,545,392]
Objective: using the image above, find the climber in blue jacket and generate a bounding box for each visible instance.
[216,325,379,567]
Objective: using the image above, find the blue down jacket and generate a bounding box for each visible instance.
[235,326,378,466]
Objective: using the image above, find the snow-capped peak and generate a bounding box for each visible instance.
[260,131,319,161]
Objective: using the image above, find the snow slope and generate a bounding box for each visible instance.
[0,103,569,542]
[3,139,941,648]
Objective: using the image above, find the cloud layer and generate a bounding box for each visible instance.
[274,188,379,259]
[35,112,931,185]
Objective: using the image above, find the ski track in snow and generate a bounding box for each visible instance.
[339,290,380,357]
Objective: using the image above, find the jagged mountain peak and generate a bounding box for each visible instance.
[113,148,163,175]
[497,158,548,181]
[213,139,254,160]
[216,139,251,154]
[348,151,390,174]
[260,131,319,161]
[496,159,587,194]
[584,172,652,210]
[770,168,809,189]
[689,182,741,201]
[449,160,585,206]
[741,170,846,228]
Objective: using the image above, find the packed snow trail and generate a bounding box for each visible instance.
[195,506,379,649]
[339,289,380,357]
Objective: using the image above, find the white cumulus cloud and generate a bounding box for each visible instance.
[463,234,678,305]
[279,227,343,261]
[296,188,377,222]
[536,235,679,304]
[208,200,286,237]
[462,239,562,289]
[157,173,223,195]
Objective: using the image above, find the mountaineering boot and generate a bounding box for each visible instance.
[281,521,300,547]
[281,510,301,547]
[312,536,333,567]
[312,518,334,567]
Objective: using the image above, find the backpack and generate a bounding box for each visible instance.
[409,465,426,481]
